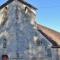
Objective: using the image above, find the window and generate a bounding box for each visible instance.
[36,40,41,46]
[25,6,28,13]
[3,38,7,48]
[25,7,27,11]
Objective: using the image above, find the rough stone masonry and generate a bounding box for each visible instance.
[0,0,52,60]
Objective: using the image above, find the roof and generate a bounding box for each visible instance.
[0,0,37,10]
[0,0,13,9]
[37,24,60,48]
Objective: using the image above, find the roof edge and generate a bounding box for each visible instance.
[0,0,14,9]
[37,24,60,47]
[0,0,37,10]
[18,0,37,10]
[52,46,60,48]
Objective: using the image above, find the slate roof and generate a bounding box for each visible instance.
[37,24,60,48]
[0,0,37,10]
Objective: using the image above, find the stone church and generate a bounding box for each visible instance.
[0,0,60,60]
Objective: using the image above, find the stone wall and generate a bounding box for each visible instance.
[0,0,53,60]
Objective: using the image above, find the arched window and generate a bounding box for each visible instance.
[25,6,27,11]
[3,37,7,48]
[25,6,28,13]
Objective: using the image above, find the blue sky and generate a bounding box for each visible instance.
[0,0,60,32]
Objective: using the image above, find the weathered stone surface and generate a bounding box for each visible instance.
[0,0,53,60]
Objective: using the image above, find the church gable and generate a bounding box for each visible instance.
[0,0,60,60]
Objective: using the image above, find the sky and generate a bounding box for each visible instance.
[0,0,60,32]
